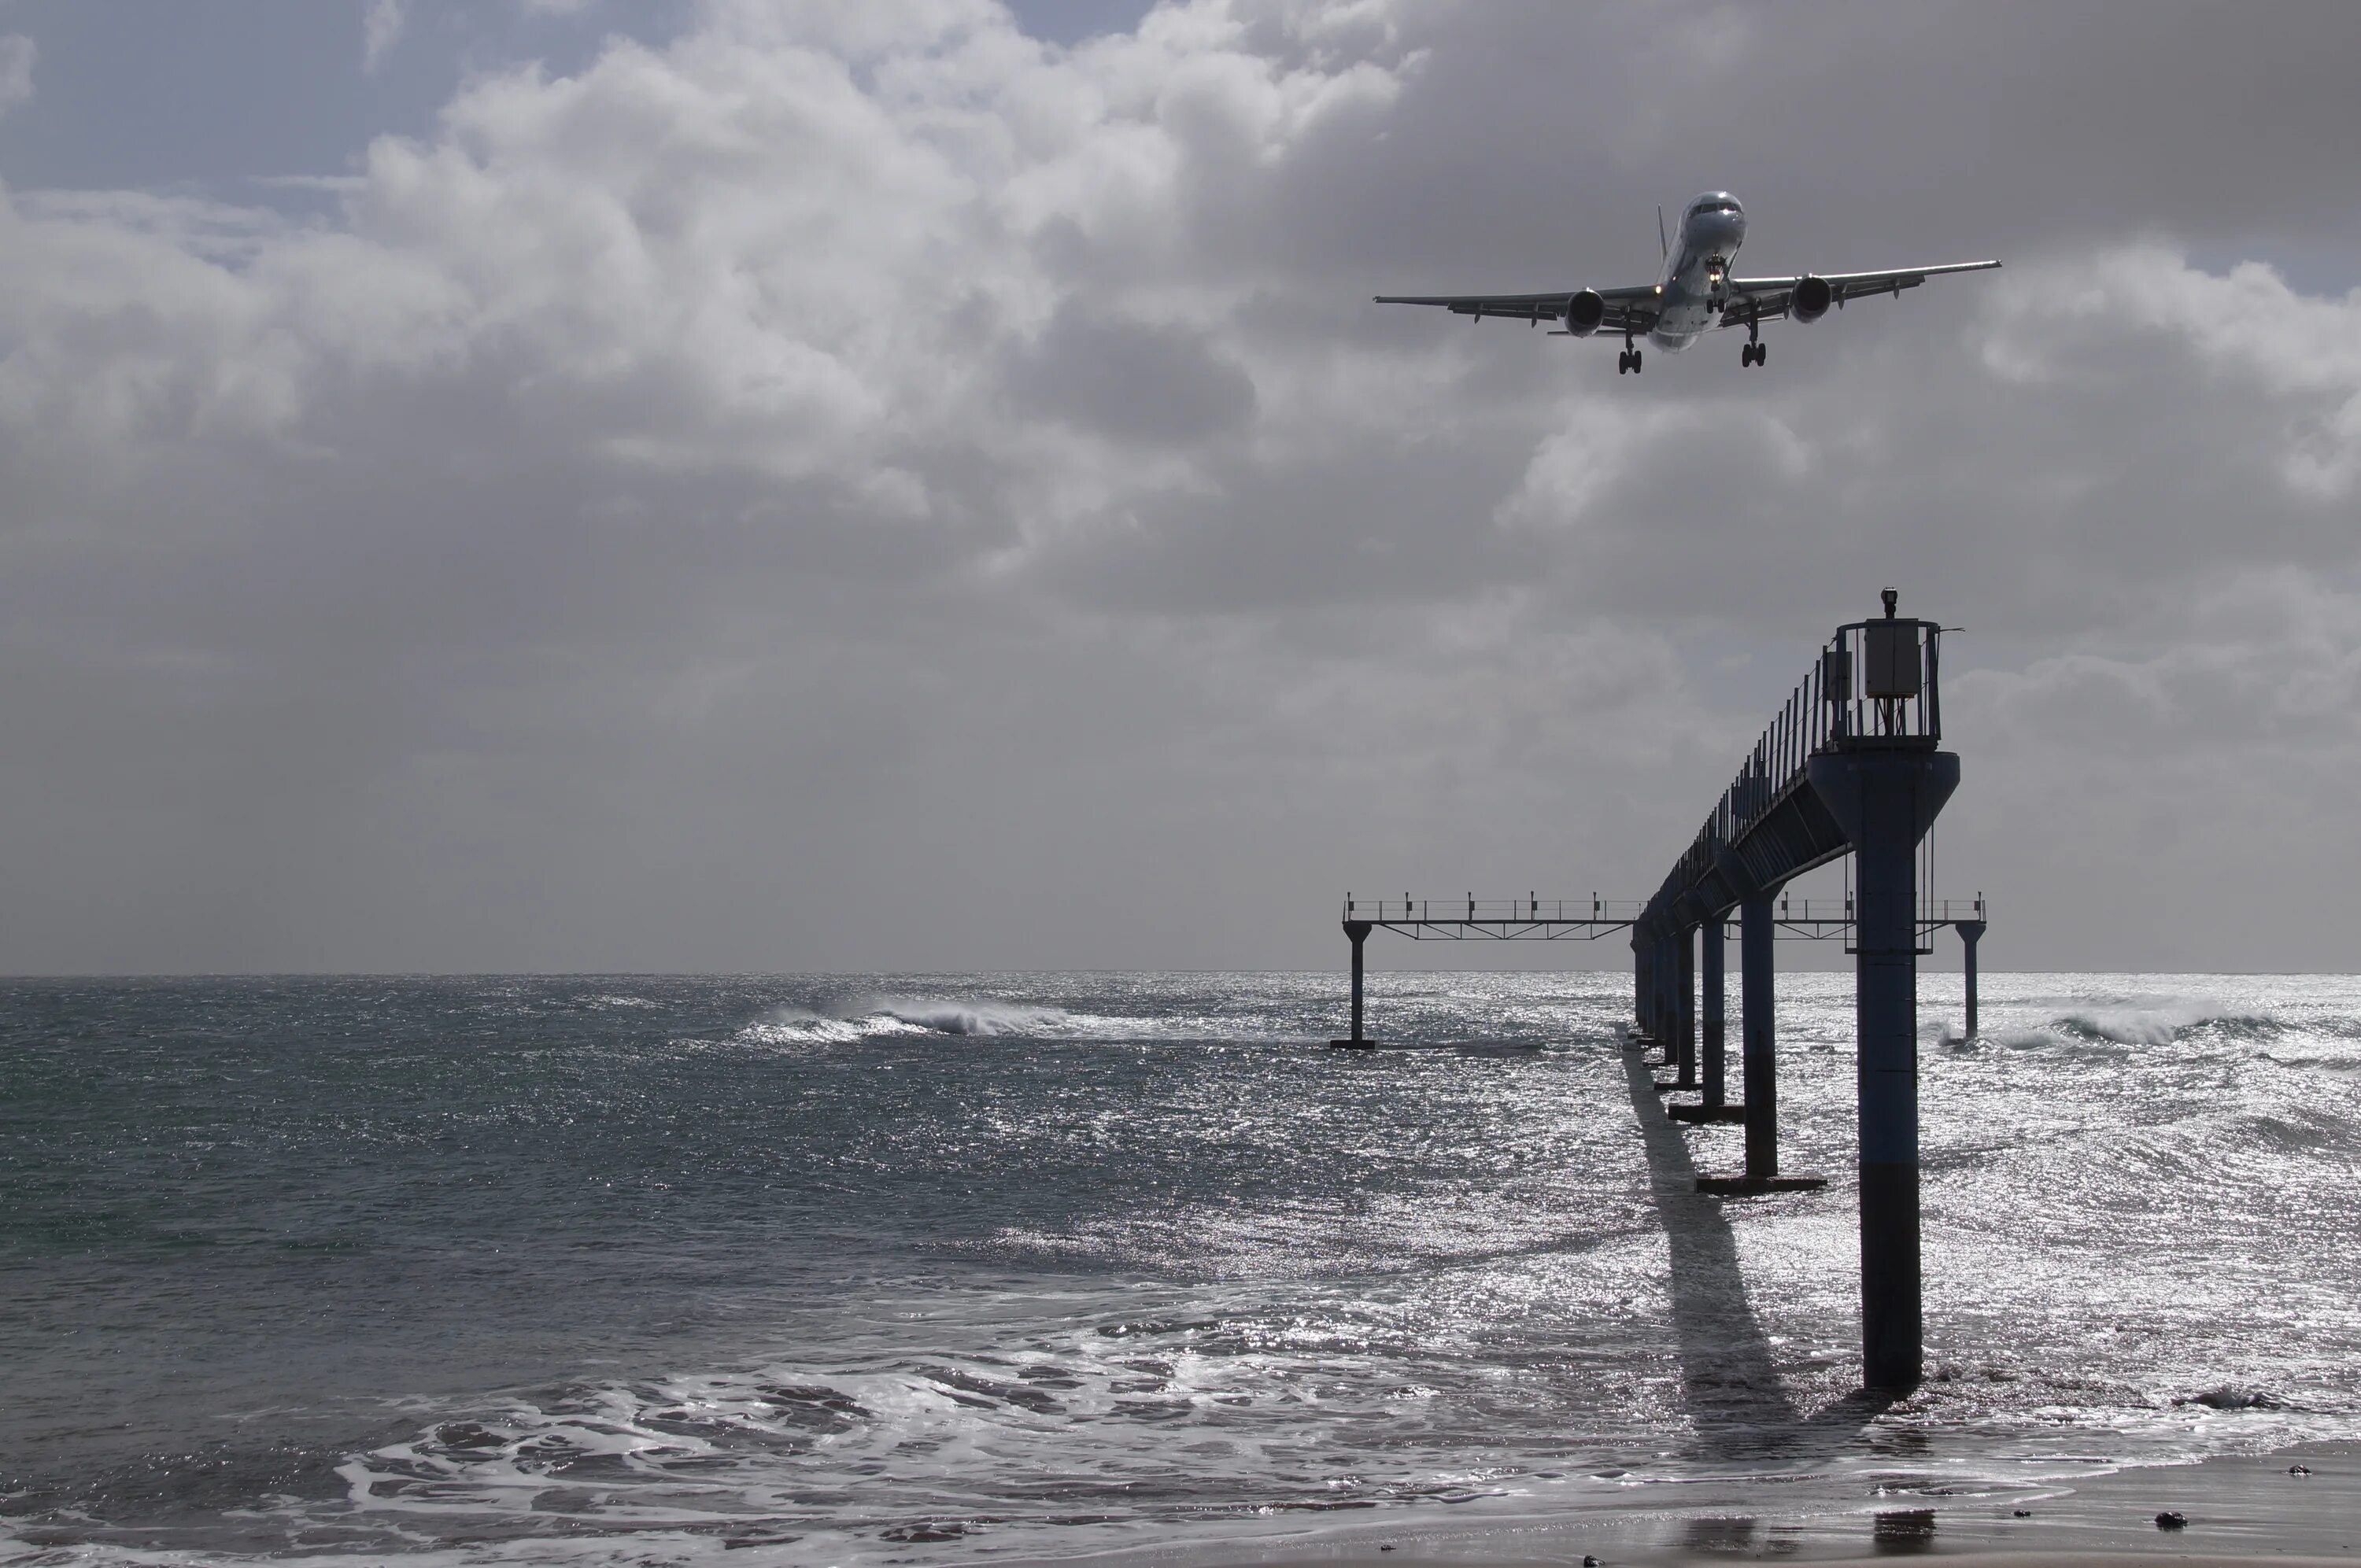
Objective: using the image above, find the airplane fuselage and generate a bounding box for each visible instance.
[1372,190,1998,373]
[1648,191,1748,351]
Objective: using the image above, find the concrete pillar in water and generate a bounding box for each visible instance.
[1808,748,1960,1393]
[1345,921,1371,1044]
[1659,935,1680,1068]
[1631,939,1651,1042]
[1741,892,1779,1177]
[1650,935,1672,1055]
[1698,889,1821,1187]
[1957,917,1986,1039]
[1674,927,1698,1089]
[1701,914,1727,1107]
[1649,939,1665,1045]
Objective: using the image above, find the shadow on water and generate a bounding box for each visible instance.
[1618,1046,1894,1460]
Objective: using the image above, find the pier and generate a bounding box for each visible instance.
[1336,590,1978,1391]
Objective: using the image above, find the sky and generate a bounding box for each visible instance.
[2,0,2357,976]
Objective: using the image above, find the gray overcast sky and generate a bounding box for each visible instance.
[2,0,2357,975]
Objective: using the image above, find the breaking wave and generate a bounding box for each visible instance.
[862,998,1082,1035]
[730,997,1155,1046]
[733,1009,930,1046]
[2044,1002,2284,1048]
[2059,1005,2276,1039]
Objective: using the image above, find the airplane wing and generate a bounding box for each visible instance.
[1373,283,1659,330]
[1720,260,2001,325]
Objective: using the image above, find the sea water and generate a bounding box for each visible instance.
[4,972,2359,1564]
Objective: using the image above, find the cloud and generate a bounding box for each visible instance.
[2,0,2360,971]
[1005,304,1258,444]
[362,0,406,74]
[1958,570,2361,757]
[0,32,33,115]
[1986,246,2361,500]
[1936,567,2361,968]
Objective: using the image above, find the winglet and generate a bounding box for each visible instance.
[1657,204,1667,260]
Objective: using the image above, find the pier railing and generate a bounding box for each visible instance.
[1768,896,1985,924]
[1657,611,1940,907]
[1339,893,1983,932]
[1343,896,1646,923]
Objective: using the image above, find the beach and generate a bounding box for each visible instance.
[1113,1443,2361,1565]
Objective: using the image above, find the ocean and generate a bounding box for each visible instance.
[5,971,2359,1565]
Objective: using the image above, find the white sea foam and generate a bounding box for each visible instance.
[730,1007,931,1046]
[308,1319,1541,1564]
[2056,998,2275,1046]
[725,994,1243,1048]
[726,999,1077,1046]
[860,996,1080,1035]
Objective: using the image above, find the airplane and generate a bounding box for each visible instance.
[1375,191,1999,374]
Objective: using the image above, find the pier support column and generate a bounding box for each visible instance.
[1957,919,1986,1039]
[1632,940,1652,1043]
[1653,938,1675,1060]
[1809,749,1960,1393]
[1647,940,1663,1045]
[1741,893,1778,1177]
[1331,921,1374,1049]
[1659,936,1679,1068]
[1699,889,1821,1186]
[1675,928,1698,1089]
[1701,915,1727,1108]
[1639,946,1653,1044]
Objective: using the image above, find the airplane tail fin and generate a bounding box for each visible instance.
[1657,204,1668,260]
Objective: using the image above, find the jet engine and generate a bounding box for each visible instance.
[1790,275,1834,323]
[1562,289,1608,337]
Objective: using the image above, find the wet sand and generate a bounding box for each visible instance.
[1060,1442,2361,1567]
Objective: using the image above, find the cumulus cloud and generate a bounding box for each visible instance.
[1987,247,2361,500]
[0,32,33,114]
[2,0,2358,972]
[362,0,406,74]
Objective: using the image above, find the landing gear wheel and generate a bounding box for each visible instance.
[1754,341,1765,367]
[1631,349,1643,373]
[1617,351,1631,374]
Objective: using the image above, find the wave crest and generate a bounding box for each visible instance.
[730,997,1095,1046]
[2053,1002,2283,1047]
[866,998,1079,1036]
